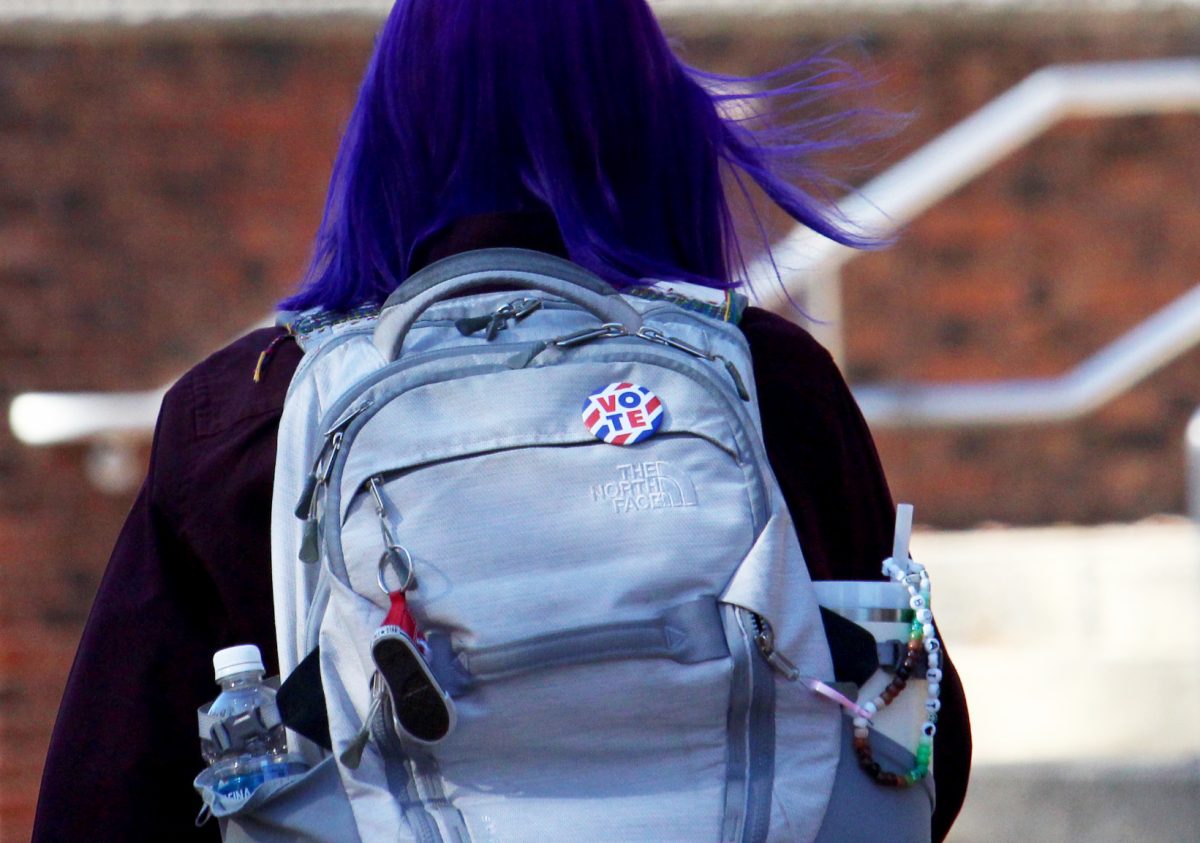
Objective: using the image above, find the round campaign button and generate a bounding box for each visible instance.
[581,382,664,445]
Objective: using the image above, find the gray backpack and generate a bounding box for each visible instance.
[205,249,932,842]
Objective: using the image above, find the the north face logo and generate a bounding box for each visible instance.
[591,460,698,513]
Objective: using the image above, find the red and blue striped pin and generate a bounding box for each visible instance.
[581,382,664,445]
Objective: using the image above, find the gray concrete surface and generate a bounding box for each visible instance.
[949,761,1200,843]
[914,521,1200,842]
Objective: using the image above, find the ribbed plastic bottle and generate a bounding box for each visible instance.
[197,645,305,800]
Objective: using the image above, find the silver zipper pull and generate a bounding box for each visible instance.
[340,673,385,769]
[296,398,364,516]
[294,437,334,518]
[325,399,374,438]
[295,429,347,562]
[763,646,800,680]
[459,298,540,338]
[319,432,344,485]
[553,323,627,348]
[512,298,542,321]
[368,475,388,518]
[368,477,418,592]
[753,617,800,680]
[633,326,751,402]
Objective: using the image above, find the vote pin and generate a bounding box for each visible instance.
[581,383,664,445]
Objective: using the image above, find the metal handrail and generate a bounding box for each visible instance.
[855,283,1200,427]
[750,58,1200,313]
[8,315,273,447]
[9,389,167,446]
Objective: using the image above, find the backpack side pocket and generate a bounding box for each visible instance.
[196,755,364,843]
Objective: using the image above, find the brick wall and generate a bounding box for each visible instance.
[1,10,1198,840]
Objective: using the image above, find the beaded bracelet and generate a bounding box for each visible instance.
[850,556,942,788]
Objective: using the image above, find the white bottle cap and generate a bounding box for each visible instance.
[213,644,265,681]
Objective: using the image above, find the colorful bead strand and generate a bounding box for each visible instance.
[851,557,942,788]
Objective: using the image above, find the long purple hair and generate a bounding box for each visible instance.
[283,0,879,312]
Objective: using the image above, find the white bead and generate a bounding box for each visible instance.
[923,624,936,639]
[862,701,878,716]
[926,668,943,683]
[924,638,941,653]
[927,652,940,669]
[917,609,933,623]
[854,727,870,740]
[852,716,869,729]
[927,682,941,698]
[921,722,937,738]
[910,561,926,573]
[925,698,942,713]
[909,595,927,611]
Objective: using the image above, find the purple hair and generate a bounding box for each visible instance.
[283,0,881,312]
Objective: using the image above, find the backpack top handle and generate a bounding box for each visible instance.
[373,248,644,362]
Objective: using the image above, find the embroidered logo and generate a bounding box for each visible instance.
[581,382,664,445]
[591,460,698,514]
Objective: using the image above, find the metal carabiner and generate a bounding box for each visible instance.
[635,326,667,346]
[378,545,416,596]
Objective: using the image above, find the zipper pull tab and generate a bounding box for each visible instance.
[455,314,494,336]
[294,471,321,520]
[299,516,321,564]
[716,355,751,401]
[295,429,346,562]
[507,341,547,370]
[763,647,800,680]
[753,617,800,680]
[340,674,385,769]
[294,433,337,518]
[295,407,360,518]
[484,313,505,341]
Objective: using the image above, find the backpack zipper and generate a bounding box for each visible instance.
[294,400,375,564]
[454,296,544,339]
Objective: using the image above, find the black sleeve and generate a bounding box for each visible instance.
[33,328,296,843]
[32,395,225,843]
[742,307,972,843]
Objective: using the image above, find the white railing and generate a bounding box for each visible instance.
[750,58,1200,316]
[854,283,1200,427]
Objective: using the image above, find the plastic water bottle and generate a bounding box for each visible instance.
[197,645,305,800]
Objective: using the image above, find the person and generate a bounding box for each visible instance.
[33,1,971,841]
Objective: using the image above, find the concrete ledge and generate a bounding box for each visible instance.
[914,521,1200,765]
[950,760,1200,842]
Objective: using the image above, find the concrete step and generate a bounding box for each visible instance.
[910,520,1200,764]
[947,761,1200,843]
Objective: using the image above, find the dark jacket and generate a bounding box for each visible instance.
[34,301,971,843]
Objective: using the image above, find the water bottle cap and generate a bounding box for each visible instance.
[213,644,265,681]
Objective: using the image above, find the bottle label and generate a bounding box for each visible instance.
[214,771,267,801]
[212,761,298,801]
